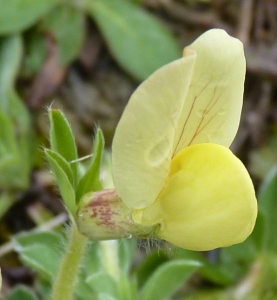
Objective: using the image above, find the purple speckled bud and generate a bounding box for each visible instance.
[76,189,153,240]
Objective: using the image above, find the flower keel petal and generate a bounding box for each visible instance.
[134,144,257,251]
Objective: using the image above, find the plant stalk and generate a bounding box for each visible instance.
[51,221,87,300]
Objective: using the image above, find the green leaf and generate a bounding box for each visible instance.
[22,31,47,76]
[86,272,119,299]
[139,260,200,300]
[0,58,33,189]
[118,239,137,274]
[8,89,31,135]
[76,128,104,203]
[0,35,31,136]
[75,272,97,300]
[0,156,29,189]
[98,294,117,300]
[45,149,76,215]
[20,245,61,280]
[36,281,52,300]
[9,89,34,178]
[87,0,180,80]
[250,211,266,251]
[14,231,63,281]
[82,241,103,274]
[220,242,254,283]
[136,250,169,288]
[257,166,277,250]
[15,132,35,189]
[173,248,234,286]
[0,0,58,34]
[49,109,78,183]
[119,274,137,300]
[45,149,74,186]
[0,33,33,191]
[0,35,31,128]
[0,36,31,130]
[0,92,33,190]
[0,109,17,155]
[7,285,38,300]
[42,5,85,66]
[0,191,16,219]
[16,229,62,246]
[0,35,22,110]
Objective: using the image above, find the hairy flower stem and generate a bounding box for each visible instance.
[51,221,87,300]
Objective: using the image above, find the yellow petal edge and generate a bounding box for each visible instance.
[133,143,257,251]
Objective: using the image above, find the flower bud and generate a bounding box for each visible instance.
[77,189,154,240]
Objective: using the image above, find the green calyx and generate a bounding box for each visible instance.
[77,189,156,240]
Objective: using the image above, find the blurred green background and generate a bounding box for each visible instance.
[1,0,277,299]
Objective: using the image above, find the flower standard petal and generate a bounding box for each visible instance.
[112,53,196,210]
[173,29,246,155]
[133,143,257,251]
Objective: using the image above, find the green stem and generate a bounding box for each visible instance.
[51,221,87,300]
[99,240,120,281]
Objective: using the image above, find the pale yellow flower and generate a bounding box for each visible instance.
[111,29,257,251]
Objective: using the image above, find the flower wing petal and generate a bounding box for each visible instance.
[173,29,246,155]
[112,54,196,209]
[134,143,257,251]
